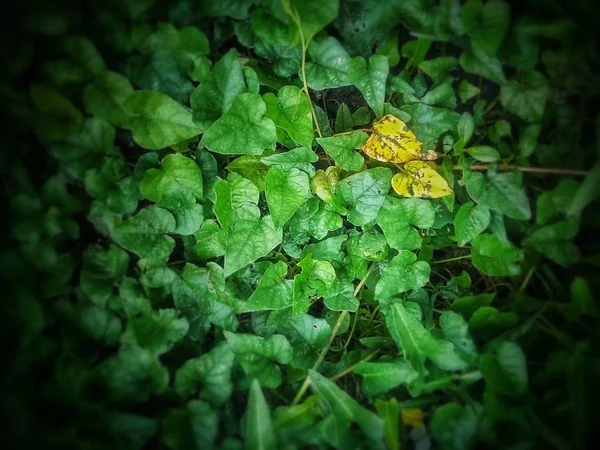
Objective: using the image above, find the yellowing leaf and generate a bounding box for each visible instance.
[401,408,425,428]
[362,114,436,163]
[311,166,341,203]
[392,161,453,198]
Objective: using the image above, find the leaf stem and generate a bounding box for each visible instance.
[331,128,373,137]
[430,254,472,265]
[330,350,380,381]
[291,265,374,405]
[455,164,588,177]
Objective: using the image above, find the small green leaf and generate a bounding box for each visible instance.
[500,71,550,123]
[157,190,204,235]
[421,83,457,109]
[431,403,478,450]
[465,145,500,163]
[354,360,417,397]
[162,401,218,450]
[83,71,134,127]
[400,103,459,143]
[462,0,510,56]
[30,83,83,141]
[262,147,318,177]
[349,55,389,118]
[459,46,506,84]
[518,124,542,158]
[377,36,400,67]
[283,0,340,45]
[454,202,491,246]
[537,179,580,225]
[457,112,475,147]
[375,251,431,299]
[316,132,367,172]
[264,85,314,149]
[121,308,188,355]
[334,103,354,133]
[457,80,481,103]
[465,171,531,221]
[139,153,203,201]
[471,234,522,276]
[200,93,277,156]
[228,155,270,191]
[125,91,202,150]
[245,380,276,450]
[336,167,392,226]
[311,167,341,204]
[293,254,336,316]
[265,166,310,229]
[522,219,580,267]
[377,196,435,251]
[479,341,528,397]
[238,262,293,312]
[305,37,351,90]
[567,161,600,218]
[213,173,260,232]
[419,57,458,84]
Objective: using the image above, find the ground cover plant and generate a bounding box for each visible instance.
[2,0,600,448]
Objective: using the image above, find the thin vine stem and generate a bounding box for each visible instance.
[430,254,472,265]
[291,265,374,406]
[454,164,588,177]
[330,350,380,381]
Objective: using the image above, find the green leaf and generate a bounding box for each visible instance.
[334,103,354,133]
[349,55,389,118]
[80,244,129,306]
[462,0,510,56]
[193,220,227,260]
[200,93,277,156]
[377,196,435,251]
[245,379,276,450]
[305,37,351,90]
[400,103,459,143]
[224,331,293,388]
[293,254,336,316]
[139,153,203,201]
[464,171,531,221]
[454,202,491,246]
[471,234,522,276]
[121,308,188,355]
[262,147,318,177]
[308,369,385,442]
[30,83,83,141]
[457,112,475,148]
[225,211,282,277]
[124,91,202,150]
[377,36,400,67]
[302,235,348,261]
[383,302,469,372]
[83,71,134,127]
[336,167,393,226]
[518,123,542,158]
[420,57,458,84]
[190,49,246,131]
[62,36,106,74]
[347,230,387,262]
[439,311,478,364]
[465,145,500,162]
[316,132,367,172]
[265,166,310,229]
[283,0,340,45]
[457,80,481,103]
[112,206,176,262]
[264,85,314,149]
[175,344,235,405]
[311,167,341,204]
[522,219,580,267]
[459,46,506,85]
[421,83,457,109]
[162,400,218,450]
[431,403,478,450]
[567,161,600,218]
[534,179,578,225]
[157,190,204,235]
[479,341,528,397]
[354,360,417,397]
[500,71,550,123]
[228,155,270,191]
[375,251,431,299]
[238,262,293,312]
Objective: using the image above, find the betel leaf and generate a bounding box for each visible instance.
[262,147,318,177]
[465,171,531,221]
[224,210,282,277]
[454,202,491,246]
[500,71,550,123]
[238,262,293,312]
[139,153,203,201]
[283,0,340,45]
[112,206,176,262]
[336,167,393,226]
[305,37,351,90]
[200,93,277,156]
[349,55,389,118]
[264,85,314,150]
[244,379,276,450]
[83,71,134,127]
[308,370,385,442]
[190,49,246,131]
[124,91,202,150]
[375,250,431,299]
[316,132,367,172]
[462,0,510,56]
[265,166,310,229]
[471,234,522,276]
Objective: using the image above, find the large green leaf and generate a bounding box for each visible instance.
[200,93,277,156]
[262,147,318,177]
[213,173,260,232]
[316,132,367,172]
[377,196,435,250]
[336,167,392,226]
[264,85,314,150]
[471,234,522,276]
[349,55,389,118]
[265,166,310,229]
[400,102,459,144]
[190,49,246,130]
[283,0,340,45]
[157,190,204,235]
[124,91,202,150]
[462,0,510,56]
[375,251,431,299]
[305,37,351,90]
[522,219,580,267]
[500,71,550,123]
[139,153,203,201]
[245,380,276,450]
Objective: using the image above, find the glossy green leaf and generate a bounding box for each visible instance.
[305,37,351,90]
[264,85,314,149]
[265,166,310,229]
[336,167,392,226]
[228,155,270,191]
[400,103,460,143]
[377,196,435,251]
[139,153,203,201]
[465,145,500,162]
[376,251,431,299]
[239,262,294,312]
[262,147,318,176]
[349,55,389,118]
[316,132,367,172]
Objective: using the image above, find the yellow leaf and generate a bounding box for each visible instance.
[392,161,453,198]
[311,166,340,203]
[361,114,436,163]
[401,408,425,428]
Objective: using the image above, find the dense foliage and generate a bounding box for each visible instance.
[2,0,600,448]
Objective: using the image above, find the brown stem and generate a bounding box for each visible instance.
[455,164,588,177]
